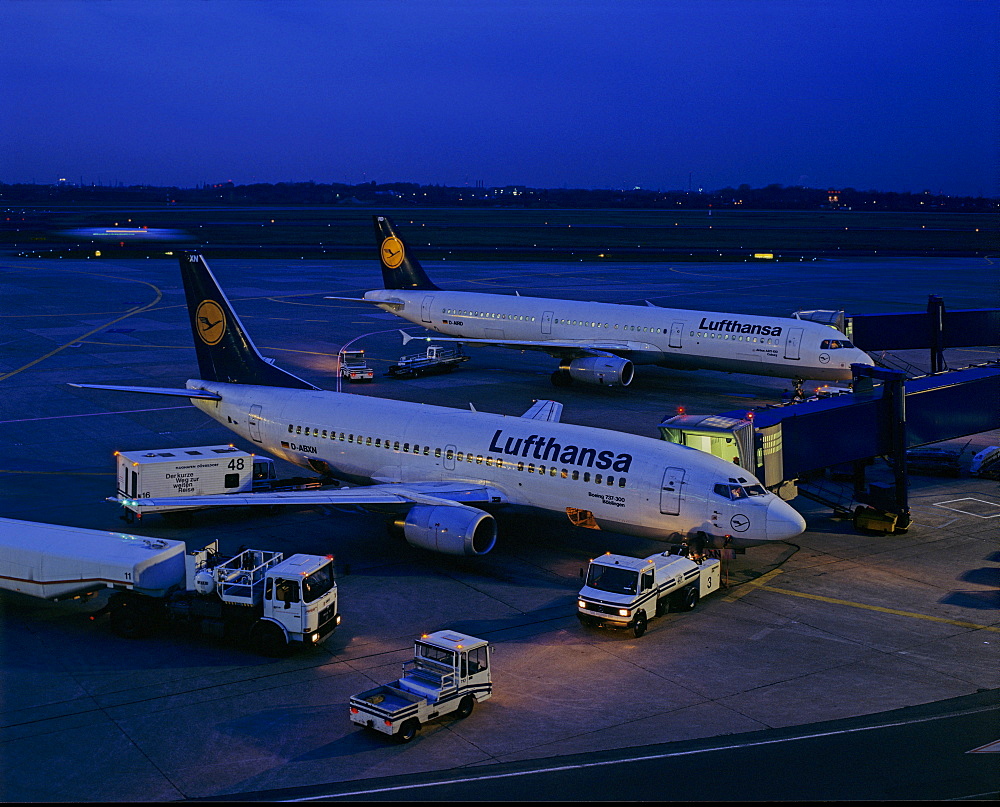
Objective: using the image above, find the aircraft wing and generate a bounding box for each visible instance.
[111,480,509,513]
[69,383,222,401]
[325,295,405,312]
[520,399,563,422]
[399,331,656,360]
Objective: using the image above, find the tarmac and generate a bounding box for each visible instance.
[0,252,997,801]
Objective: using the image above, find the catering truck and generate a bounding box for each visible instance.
[349,630,492,742]
[577,551,722,637]
[114,445,274,517]
[112,445,327,521]
[0,517,340,656]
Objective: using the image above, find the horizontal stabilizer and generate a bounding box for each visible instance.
[69,383,221,401]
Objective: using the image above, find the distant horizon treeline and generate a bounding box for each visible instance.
[1,180,995,211]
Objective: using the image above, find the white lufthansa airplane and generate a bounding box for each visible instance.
[330,216,873,390]
[71,252,806,557]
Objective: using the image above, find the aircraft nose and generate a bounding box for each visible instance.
[852,348,875,367]
[765,497,807,541]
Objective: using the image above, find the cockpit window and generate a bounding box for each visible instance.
[715,483,768,500]
[820,339,854,350]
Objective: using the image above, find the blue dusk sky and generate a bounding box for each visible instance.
[2,0,997,196]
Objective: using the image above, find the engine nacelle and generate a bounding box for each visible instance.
[565,356,634,387]
[401,504,497,556]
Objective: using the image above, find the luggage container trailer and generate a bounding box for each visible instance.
[0,517,340,656]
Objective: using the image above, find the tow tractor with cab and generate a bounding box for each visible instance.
[349,630,492,742]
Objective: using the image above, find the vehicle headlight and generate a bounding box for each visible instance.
[578,600,587,609]
[618,608,630,617]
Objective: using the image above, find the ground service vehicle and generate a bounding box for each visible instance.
[0,517,340,656]
[350,631,492,742]
[577,550,722,637]
[386,343,469,378]
[339,350,374,382]
[114,445,276,518]
[113,445,326,520]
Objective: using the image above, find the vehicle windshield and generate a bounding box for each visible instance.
[417,643,457,667]
[586,564,639,595]
[820,339,855,350]
[302,563,335,603]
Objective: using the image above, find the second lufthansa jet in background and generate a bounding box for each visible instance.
[330,216,873,390]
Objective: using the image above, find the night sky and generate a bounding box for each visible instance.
[3,0,997,196]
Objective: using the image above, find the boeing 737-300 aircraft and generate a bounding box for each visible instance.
[71,253,806,557]
[329,216,873,391]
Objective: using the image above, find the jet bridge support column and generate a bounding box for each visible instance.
[852,363,910,532]
[928,294,946,374]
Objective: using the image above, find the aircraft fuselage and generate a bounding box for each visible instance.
[364,289,870,382]
[191,379,805,548]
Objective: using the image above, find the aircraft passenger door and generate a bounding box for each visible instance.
[248,404,263,443]
[784,327,803,361]
[444,443,456,471]
[660,467,685,516]
[421,295,435,324]
[541,310,554,335]
[669,321,684,349]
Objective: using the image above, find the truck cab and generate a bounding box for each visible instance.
[577,551,721,637]
[187,545,340,654]
[340,349,374,382]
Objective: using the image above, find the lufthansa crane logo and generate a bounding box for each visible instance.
[381,236,405,269]
[818,353,831,364]
[730,514,751,532]
[195,300,226,345]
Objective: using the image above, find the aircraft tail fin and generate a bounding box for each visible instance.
[373,215,440,291]
[179,252,319,389]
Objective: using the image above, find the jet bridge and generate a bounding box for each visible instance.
[659,362,1000,531]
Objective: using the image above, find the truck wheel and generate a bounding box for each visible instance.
[251,622,292,658]
[676,585,700,612]
[456,695,475,719]
[632,611,647,638]
[109,602,146,639]
[397,719,420,743]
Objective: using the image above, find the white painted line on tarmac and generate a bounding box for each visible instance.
[0,406,191,424]
[285,703,1000,801]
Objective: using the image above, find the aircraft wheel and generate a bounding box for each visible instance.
[632,611,647,638]
[456,695,475,719]
[397,719,420,743]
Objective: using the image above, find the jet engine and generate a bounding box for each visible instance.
[398,504,497,556]
[553,356,634,387]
